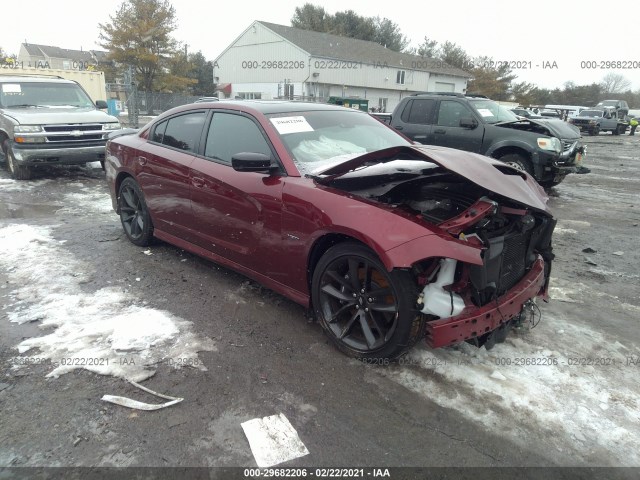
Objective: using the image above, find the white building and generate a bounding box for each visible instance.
[214,21,471,112]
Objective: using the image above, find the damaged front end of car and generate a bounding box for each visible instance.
[411,195,555,349]
[315,145,556,350]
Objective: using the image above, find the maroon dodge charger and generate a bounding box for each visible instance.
[105,101,555,360]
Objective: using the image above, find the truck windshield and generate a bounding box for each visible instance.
[469,99,519,124]
[579,110,602,117]
[0,82,94,108]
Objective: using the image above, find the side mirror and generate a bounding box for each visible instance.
[231,152,275,173]
[96,100,108,109]
[460,117,477,129]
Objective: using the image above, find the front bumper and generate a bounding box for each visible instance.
[11,141,107,166]
[425,256,546,348]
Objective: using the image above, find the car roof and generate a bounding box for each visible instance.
[409,92,489,100]
[174,100,366,115]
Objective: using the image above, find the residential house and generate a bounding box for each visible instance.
[18,43,108,71]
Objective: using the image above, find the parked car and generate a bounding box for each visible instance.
[510,108,543,119]
[568,108,626,135]
[105,101,556,360]
[0,74,121,179]
[193,97,220,103]
[389,93,584,188]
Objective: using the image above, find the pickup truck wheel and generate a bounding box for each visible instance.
[591,126,600,136]
[2,140,32,180]
[499,153,533,175]
[618,125,627,135]
[612,126,620,136]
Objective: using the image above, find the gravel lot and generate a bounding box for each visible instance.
[0,134,639,477]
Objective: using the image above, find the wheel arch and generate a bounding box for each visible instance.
[490,145,532,163]
[114,171,136,213]
[489,146,538,177]
[307,233,370,293]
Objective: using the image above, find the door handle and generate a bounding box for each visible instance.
[192,177,205,188]
[394,126,403,130]
[137,156,147,166]
[434,129,446,134]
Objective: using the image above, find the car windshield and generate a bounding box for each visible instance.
[597,101,618,107]
[470,99,519,124]
[0,82,94,108]
[268,110,411,174]
[579,110,602,117]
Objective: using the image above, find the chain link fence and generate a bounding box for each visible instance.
[106,84,201,128]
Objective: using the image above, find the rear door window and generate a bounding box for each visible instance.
[402,99,436,124]
[158,112,206,152]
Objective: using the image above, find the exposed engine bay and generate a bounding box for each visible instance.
[323,161,555,347]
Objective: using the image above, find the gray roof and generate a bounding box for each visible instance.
[258,22,471,78]
[21,43,108,63]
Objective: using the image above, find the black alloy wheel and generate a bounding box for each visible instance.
[118,177,154,246]
[312,242,424,360]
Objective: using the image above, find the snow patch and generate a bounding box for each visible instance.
[0,178,52,192]
[1,224,215,381]
[381,316,640,466]
[58,188,114,215]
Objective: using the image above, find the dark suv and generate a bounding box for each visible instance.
[390,93,585,187]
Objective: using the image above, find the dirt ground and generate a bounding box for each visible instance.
[0,133,639,478]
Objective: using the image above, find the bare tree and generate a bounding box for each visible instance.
[600,73,631,94]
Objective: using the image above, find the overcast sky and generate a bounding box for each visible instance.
[2,0,638,91]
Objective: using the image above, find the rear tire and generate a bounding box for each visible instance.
[311,242,425,360]
[591,126,600,136]
[118,177,154,246]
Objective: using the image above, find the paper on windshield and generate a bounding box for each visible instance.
[270,116,314,135]
[477,108,494,117]
[2,84,21,93]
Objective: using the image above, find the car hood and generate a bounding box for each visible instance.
[0,107,119,124]
[314,145,550,213]
[529,118,581,139]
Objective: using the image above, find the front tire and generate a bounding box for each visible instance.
[499,153,534,176]
[118,177,154,246]
[311,242,425,360]
[2,140,32,180]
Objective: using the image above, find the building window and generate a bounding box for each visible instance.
[396,70,405,85]
[63,60,71,70]
[238,92,262,99]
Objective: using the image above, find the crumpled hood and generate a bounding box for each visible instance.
[529,118,581,139]
[1,107,119,125]
[315,145,551,213]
